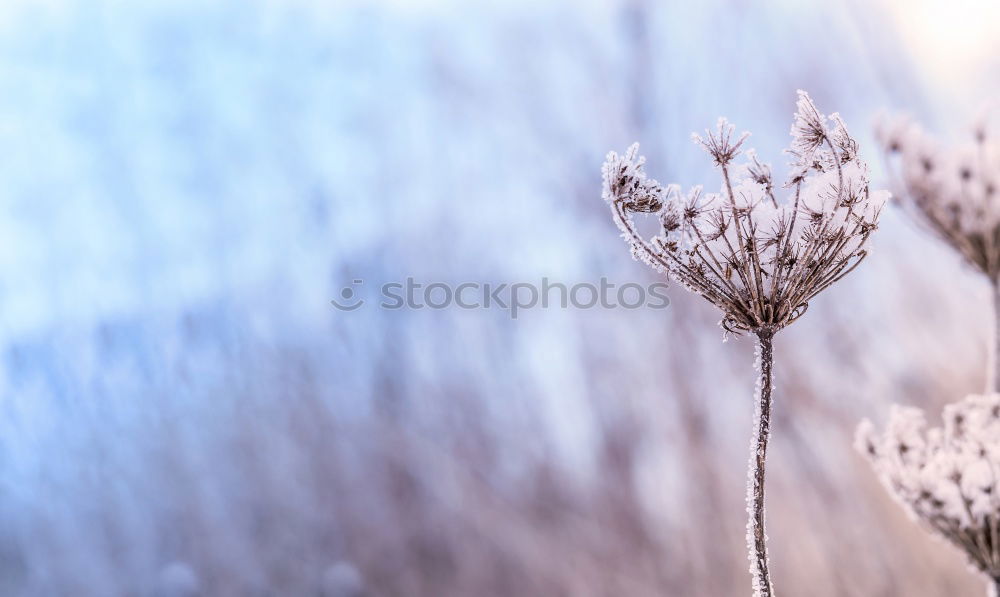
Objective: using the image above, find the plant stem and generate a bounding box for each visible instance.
[748,329,775,597]
[991,279,1000,394]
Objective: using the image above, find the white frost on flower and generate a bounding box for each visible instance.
[601,143,666,215]
[875,110,1000,278]
[692,117,750,166]
[788,91,829,171]
[858,395,1000,581]
[601,90,887,336]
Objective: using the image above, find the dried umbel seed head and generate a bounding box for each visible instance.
[602,91,888,337]
[875,111,1000,280]
[858,395,1000,585]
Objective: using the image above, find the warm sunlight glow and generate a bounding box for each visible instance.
[888,0,1000,109]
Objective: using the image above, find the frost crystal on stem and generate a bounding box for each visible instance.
[858,395,1000,596]
[747,330,775,597]
[875,112,1000,391]
[602,91,886,597]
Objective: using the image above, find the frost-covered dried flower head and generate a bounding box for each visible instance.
[875,112,1000,280]
[603,148,666,213]
[858,395,1000,583]
[602,91,888,336]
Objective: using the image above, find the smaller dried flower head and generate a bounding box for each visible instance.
[692,118,750,167]
[858,395,1000,583]
[875,110,1000,280]
[602,144,665,214]
[602,91,888,336]
[790,92,829,157]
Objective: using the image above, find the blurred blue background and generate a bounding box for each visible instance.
[1,0,998,595]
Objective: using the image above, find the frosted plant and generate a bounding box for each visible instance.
[858,395,1000,597]
[602,91,887,597]
[875,112,1000,390]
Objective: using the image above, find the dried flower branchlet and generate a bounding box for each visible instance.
[875,113,1000,390]
[858,395,1000,597]
[602,91,887,597]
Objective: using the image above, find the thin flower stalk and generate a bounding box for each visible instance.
[602,91,887,597]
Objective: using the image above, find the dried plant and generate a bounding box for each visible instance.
[875,112,1000,390]
[863,114,1000,597]
[857,394,1000,597]
[602,91,887,597]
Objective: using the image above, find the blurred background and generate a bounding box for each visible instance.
[1,0,999,595]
